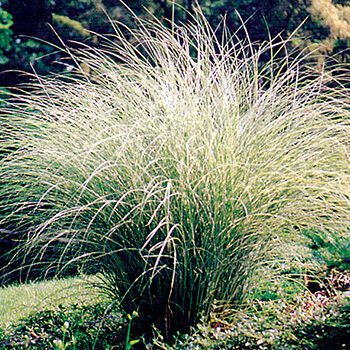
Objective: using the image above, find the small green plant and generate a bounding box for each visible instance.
[2,4,350,342]
[52,321,77,350]
[125,312,141,350]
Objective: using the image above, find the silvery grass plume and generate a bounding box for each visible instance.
[1,9,350,339]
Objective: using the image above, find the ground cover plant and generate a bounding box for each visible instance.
[0,273,349,349]
[0,301,128,350]
[0,277,130,350]
[1,5,350,345]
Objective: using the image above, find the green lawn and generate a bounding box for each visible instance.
[0,276,101,328]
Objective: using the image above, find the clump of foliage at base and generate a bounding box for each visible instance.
[1,288,349,350]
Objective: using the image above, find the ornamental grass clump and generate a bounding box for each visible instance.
[1,10,350,339]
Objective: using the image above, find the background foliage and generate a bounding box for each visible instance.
[1,0,350,86]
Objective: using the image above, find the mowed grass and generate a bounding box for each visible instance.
[0,276,103,328]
